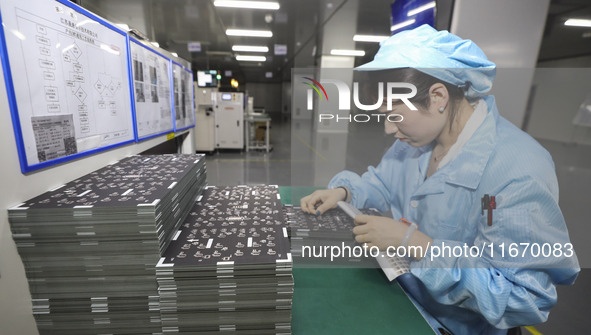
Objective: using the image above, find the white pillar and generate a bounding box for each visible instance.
[450,0,550,127]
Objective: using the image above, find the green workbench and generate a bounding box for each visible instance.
[280,187,435,334]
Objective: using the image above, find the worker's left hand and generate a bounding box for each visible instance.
[352,215,408,250]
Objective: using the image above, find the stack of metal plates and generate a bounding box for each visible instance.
[284,205,381,263]
[157,185,293,334]
[8,154,207,335]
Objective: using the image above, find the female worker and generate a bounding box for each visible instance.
[300,25,579,335]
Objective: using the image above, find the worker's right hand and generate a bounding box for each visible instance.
[300,188,347,215]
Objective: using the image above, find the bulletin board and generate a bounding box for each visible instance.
[129,39,173,140]
[0,0,135,173]
[172,62,195,131]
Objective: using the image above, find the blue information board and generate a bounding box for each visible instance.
[129,38,174,141]
[0,0,135,173]
[172,61,195,132]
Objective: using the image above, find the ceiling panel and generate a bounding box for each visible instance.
[78,0,394,84]
[77,0,591,86]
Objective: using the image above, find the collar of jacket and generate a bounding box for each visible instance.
[439,95,498,190]
[413,95,498,196]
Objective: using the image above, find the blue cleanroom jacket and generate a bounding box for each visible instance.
[328,96,580,335]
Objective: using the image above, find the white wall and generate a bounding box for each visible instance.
[0,63,193,335]
[529,56,591,145]
[451,0,550,127]
[526,68,591,146]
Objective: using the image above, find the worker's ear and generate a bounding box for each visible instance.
[429,83,449,112]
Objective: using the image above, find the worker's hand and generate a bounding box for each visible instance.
[353,215,433,260]
[300,188,347,215]
[352,215,407,250]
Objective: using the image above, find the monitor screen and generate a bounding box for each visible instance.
[197,70,218,87]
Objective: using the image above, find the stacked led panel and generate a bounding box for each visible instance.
[285,205,410,279]
[8,154,207,335]
[284,205,381,263]
[156,185,293,334]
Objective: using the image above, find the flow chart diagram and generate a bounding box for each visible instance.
[1,0,134,168]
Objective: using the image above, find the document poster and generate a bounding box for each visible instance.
[0,0,134,172]
[130,39,173,139]
[173,63,195,131]
[183,67,195,129]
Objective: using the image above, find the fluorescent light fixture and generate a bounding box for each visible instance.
[391,19,416,32]
[171,52,178,57]
[353,34,389,43]
[236,55,266,61]
[232,45,269,52]
[565,18,591,27]
[214,1,279,10]
[407,1,435,16]
[330,49,365,57]
[151,42,160,48]
[226,29,273,37]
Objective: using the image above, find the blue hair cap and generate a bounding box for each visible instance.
[355,24,496,99]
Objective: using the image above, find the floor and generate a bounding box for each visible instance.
[204,114,589,334]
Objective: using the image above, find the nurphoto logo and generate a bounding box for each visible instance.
[303,78,417,123]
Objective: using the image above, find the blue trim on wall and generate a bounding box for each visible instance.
[126,35,139,142]
[0,4,31,173]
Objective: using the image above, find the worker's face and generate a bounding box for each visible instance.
[380,84,449,147]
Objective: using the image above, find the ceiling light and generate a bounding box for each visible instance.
[214,1,280,10]
[232,45,269,52]
[265,13,273,23]
[171,52,178,57]
[564,18,591,27]
[226,29,273,38]
[236,55,266,61]
[330,49,365,57]
[151,42,160,48]
[353,34,389,43]
[391,19,416,32]
[407,1,435,16]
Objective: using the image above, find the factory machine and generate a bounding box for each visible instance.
[214,92,244,149]
[194,85,216,152]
